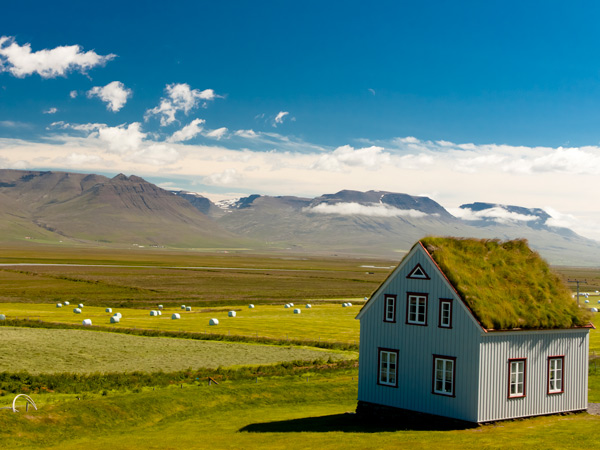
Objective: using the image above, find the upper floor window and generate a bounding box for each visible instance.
[383,295,397,323]
[509,358,526,398]
[439,299,453,328]
[548,356,564,394]
[407,263,430,280]
[406,293,428,326]
[433,355,456,396]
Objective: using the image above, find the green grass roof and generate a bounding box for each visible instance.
[419,237,591,330]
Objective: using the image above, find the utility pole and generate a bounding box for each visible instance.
[568,279,587,306]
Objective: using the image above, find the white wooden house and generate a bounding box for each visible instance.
[356,238,594,423]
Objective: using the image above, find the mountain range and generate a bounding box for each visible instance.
[1,169,598,266]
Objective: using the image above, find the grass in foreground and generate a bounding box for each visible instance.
[1,371,600,450]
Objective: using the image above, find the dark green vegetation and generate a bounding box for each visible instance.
[0,245,391,307]
[421,237,591,330]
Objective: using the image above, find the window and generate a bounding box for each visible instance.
[509,359,526,398]
[378,349,399,387]
[439,299,453,328]
[433,355,455,396]
[548,356,564,394]
[383,295,397,323]
[406,293,428,325]
[407,263,430,280]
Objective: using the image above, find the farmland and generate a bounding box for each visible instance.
[1,245,600,449]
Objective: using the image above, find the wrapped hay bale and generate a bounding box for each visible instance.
[73,308,82,314]
[110,315,120,323]
[294,308,301,314]
[0,314,6,321]
[209,318,219,326]
[306,304,312,308]
[78,303,84,308]
[105,308,112,313]
[113,312,122,319]
[172,313,181,320]
[64,301,70,306]
[150,310,158,316]
[186,306,192,311]
[158,304,163,310]
[82,319,92,326]
[181,305,186,310]
[228,311,236,317]
[56,303,63,308]
[284,304,291,308]
[249,304,255,309]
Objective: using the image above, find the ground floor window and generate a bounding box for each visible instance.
[509,358,526,398]
[378,348,399,387]
[432,355,455,396]
[548,356,564,394]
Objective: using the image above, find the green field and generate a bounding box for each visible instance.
[0,326,353,374]
[0,302,362,344]
[1,372,600,450]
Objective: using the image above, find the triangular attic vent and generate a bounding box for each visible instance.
[407,263,430,280]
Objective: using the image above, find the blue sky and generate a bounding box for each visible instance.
[2,1,600,241]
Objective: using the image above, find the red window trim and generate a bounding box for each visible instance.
[406,292,428,326]
[383,294,397,323]
[508,358,527,399]
[547,355,565,395]
[377,347,399,388]
[438,298,453,329]
[431,354,456,397]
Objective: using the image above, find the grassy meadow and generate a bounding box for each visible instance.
[2,245,600,449]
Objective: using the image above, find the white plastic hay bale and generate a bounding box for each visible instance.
[585,300,590,304]
[64,301,70,306]
[172,313,181,320]
[306,304,311,308]
[113,312,122,319]
[82,319,92,326]
[347,302,352,307]
[248,304,255,309]
[342,303,348,307]
[73,308,82,314]
[364,296,368,301]
[591,307,599,313]
[228,310,236,317]
[181,305,186,310]
[158,304,163,310]
[294,308,301,314]
[209,318,219,325]
[186,306,192,311]
[150,310,158,316]
[289,303,294,306]
[56,303,63,308]
[110,315,120,323]
[0,314,6,321]
[284,304,291,308]
[157,310,162,316]
[78,303,84,308]
[105,308,112,313]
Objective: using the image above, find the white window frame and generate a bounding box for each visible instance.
[439,299,452,328]
[509,359,526,398]
[432,355,455,396]
[378,348,399,387]
[383,295,396,323]
[406,293,427,326]
[548,356,564,394]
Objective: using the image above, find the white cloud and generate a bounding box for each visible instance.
[368,88,376,96]
[145,83,218,126]
[0,36,115,78]
[87,81,132,112]
[204,168,242,186]
[235,129,258,139]
[311,145,390,171]
[273,111,289,127]
[43,107,58,114]
[127,144,180,166]
[69,90,78,99]
[543,207,578,229]
[452,206,539,225]
[168,118,205,143]
[55,152,103,166]
[204,127,228,140]
[94,122,146,153]
[304,202,429,218]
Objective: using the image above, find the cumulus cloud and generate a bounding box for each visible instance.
[56,152,103,166]
[543,207,578,229]
[127,144,180,166]
[311,145,390,171]
[235,129,258,139]
[204,168,242,186]
[0,36,115,78]
[95,122,146,153]
[273,111,289,127]
[453,206,539,225]
[204,127,228,140]
[43,107,58,114]
[145,83,218,126]
[69,90,78,98]
[304,202,429,218]
[168,118,205,142]
[87,81,132,112]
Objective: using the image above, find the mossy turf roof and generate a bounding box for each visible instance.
[420,237,591,330]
